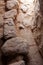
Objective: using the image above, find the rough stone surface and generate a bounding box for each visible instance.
[6,0,19,10]
[8,60,25,65]
[4,9,17,19]
[0,0,43,65]
[4,18,16,39]
[0,16,4,39]
[39,23,43,57]
[1,37,28,56]
[39,43,43,57]
[16,28,43,65]
[0,0,5,14]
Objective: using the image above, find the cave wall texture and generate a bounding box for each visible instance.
[0,0,43,65]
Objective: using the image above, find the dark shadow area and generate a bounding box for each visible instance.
[1,53,29,65]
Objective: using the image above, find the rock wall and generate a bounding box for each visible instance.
[0,0,43,65]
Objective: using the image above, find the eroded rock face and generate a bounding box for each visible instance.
[7,60,25,65]
[6,0,19,10]
[0,17,4,38]
[39,43,43,57]
[39,23,43,57]
[1,37,28,56]
[0,0,43,65]
[4,18,16,39]
[4,9,17,19]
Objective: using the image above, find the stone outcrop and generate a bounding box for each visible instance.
[0,0,43,65]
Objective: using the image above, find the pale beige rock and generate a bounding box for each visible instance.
[39,43,43,57]
[4,9,17,19]
[0,0,5,14]
[6,0,19,10]
[17,12,25,23]
[20,0,34,4]
[0,0,5,6]
[0,16,4,38]
[17,11,36,29]
[4,18,16,39]
[19,4,28,13]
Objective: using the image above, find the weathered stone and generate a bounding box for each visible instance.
[39,44,43,57]
[0,0,5,14]
[0,16,4,39]
[33,28,41,45]
[17,12,25,23]
[0,1,5,6]
[1,37,28,56]
[0,0,43,65]
[11,56,23,62]
[6,0,19,10]
[16,28,43,65]
[17,11,36,29]
[16,23,25,30]
[3,9,17,19]
[4,18,16,39]
[19,0,34,4]
[39,24,43,57]
[8,60,25,65]
[0,16,4,27]
[28,45,43,65]
[0,28,3,38]
[19,4,28,13]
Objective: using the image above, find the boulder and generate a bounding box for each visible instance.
[1,37,28,56]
